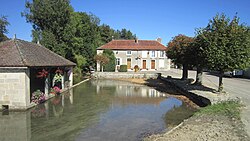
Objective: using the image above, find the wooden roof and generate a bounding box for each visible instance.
[97,40,167,51]
[0,39,75,67]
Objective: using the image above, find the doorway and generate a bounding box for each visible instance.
[143,60,146,69]
[127,58,131,69]
[151,60,155,69]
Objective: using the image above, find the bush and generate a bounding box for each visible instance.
[103,49,116,72]
[119,65,127,72]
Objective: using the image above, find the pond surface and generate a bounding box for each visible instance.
[0,80,196,141]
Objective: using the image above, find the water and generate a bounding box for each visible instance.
[0,80,196,141]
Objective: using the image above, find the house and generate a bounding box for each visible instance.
[96,38,170,71]
[0,39,75,110]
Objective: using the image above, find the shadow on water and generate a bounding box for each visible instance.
[144,78,212,107]
[0,79,197,141]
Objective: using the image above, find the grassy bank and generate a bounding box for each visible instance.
[195,100,242,119]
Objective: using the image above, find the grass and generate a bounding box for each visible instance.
[195,100,242,119]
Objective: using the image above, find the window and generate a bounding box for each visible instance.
[127,50,132,55]
[160,51,165,57]
[116,58,121,65]
[151,51,155,57]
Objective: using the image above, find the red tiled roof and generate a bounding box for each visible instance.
[0,39,76,67]
[97,40,167,50]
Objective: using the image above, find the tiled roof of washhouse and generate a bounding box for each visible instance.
[0,39,76,67]
[97,40,167,51]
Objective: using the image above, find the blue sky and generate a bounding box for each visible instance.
[1,0,250,45]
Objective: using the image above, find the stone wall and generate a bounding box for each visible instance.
[92,72,160,79]
[0,67,31,110]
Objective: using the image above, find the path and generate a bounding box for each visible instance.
[163,69,250,137]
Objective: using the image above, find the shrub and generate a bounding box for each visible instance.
[119,65,127,72]
[103,49,116,72]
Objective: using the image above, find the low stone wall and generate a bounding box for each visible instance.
[92,72,160,79]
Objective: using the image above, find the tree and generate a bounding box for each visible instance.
[167,34,194,80]
[198,14,250,92]
[0,16,9,42]
[94,54,109,72]
[99,24,114,44]
[103,49,116,72]
[22,0,73,56]
[189,33,208,85]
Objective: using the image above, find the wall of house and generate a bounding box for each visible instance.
[0,67,31,110]
[113,50,170,71]
[96,49,171,72]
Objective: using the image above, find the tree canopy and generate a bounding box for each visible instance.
[196,14,250,91]
[167,34,194,79]
[0,16,9,42]
[22,0,137,69]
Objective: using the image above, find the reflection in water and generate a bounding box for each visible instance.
[0,80,195,141]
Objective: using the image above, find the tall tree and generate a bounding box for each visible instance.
[198,14,250,92]
[167,34,194,80]
[189,33,208,85]
[0,16,9,42]
[22,0,73,56]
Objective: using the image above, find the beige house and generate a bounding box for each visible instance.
[0,39,75,110]
[96,38,170,71]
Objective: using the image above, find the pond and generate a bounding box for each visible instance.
[0,80,196,141]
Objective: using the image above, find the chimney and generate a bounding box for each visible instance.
[156,37,162,43]
[135,38,138,43]
[13,34,17,40]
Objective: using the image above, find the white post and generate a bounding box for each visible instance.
[61,73,64,89]
[69,67,73,87]
[45,77,49,98]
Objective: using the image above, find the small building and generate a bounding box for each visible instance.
[96,38,171,72]
[0,39,75,110]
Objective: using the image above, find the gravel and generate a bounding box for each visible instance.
[144,114,249,141]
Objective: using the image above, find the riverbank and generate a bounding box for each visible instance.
[114,78,249,141]
[145,100,249,141]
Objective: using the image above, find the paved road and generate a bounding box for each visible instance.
[164,69,250,137]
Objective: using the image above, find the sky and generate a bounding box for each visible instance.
[1,0,250,45]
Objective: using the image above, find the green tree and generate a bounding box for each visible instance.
[198,14,250,92]
[0,16,9,42]
[167,34,194,80]
[66,12,101,66]
[189,33,208,85]
[99,24,114,44]
[119,28,136,39]
[22,0,73,56]
[103,49,116,72]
